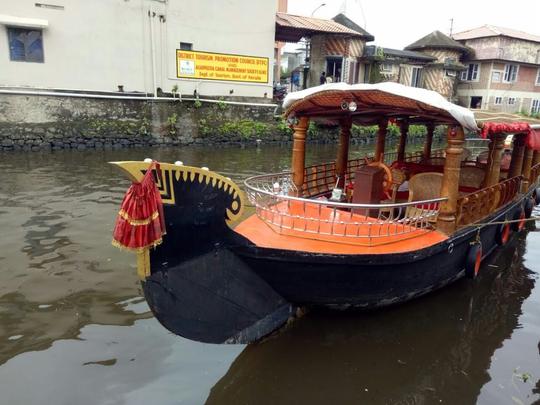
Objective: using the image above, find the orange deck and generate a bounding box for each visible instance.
[235,205,448,255]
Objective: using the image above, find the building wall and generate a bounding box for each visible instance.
[417,48,462,100]
[421,49,462,64]
[380,63,400,82]
[0,0,149,92]
[489,63,540,92]
[463,36,540,64]
[274,0,288,84]
[308,34,366,87]
[423,67,454,99]
[398,65,414,86]
[459,61,490,89]
[308,34,326,87]
[0,0,276,98]
[457,60,540,111]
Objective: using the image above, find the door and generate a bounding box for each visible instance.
[326,57,343,83]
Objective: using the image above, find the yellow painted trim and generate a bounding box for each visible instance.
[136,249,151,280]
[118,209,159,225]
[111,238,163,252]
[109,161,245,224]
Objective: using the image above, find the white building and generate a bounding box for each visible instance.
[0,0,277,98]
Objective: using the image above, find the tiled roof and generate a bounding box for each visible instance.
[332,13,374,41]
[405,30,469,53]
[381,47,436,62]
[453,25,540,43]
[276,12,366,42]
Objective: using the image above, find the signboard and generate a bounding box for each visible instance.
[176,50,269,83]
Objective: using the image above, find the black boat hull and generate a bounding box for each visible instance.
[233,198,525,309]
[113,162,535,343]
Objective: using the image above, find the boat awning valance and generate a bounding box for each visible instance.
[283,82,479,132]
[480,122,540,150]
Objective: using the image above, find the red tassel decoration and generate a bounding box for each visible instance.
[112,162,166,252]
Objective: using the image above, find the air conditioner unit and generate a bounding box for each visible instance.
[444,57,456,66]
[445,70,457,77]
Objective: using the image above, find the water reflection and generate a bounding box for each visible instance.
[0,145,539,405]
[207,233,538,405]
[0,145,355,366]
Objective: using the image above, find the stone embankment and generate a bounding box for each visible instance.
[0,93,442,151]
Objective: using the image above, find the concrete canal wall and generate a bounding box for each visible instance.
[0,93,441,152]
[0,93,279,151]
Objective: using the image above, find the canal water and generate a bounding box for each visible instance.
[0,144,539,405]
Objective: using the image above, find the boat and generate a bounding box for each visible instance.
[111,82,540,344]
[206,234,534,404]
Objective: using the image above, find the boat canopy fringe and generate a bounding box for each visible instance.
[282,82,478,132]
[480,122,540,150]
[112,161,166,252]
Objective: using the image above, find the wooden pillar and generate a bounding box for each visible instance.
[423,123,435,160]
[508,134,526,179]
[532,150,540,185]
[521,147,533,191]
[291,116,309,194]
[335,117,352,188]
[374,119,388,162]
[436,126,465,234]
[533,150,540,167]
[397,120,409,161]
[482,134,506,188]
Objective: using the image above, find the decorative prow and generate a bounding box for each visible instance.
[111,161,294,344]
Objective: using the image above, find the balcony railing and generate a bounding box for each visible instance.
[301,148,445,198]
[244,171,447,246]
[455,176,522,227]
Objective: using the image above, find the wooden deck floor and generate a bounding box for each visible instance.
[234,208,448,255]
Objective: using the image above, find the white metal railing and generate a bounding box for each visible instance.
[244,172,447,245]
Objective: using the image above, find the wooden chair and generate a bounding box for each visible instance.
[380,168,407,218]
[406,172,443,221]
[388,168,407,201]
[459,166,485,189]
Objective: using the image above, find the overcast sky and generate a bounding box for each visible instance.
[287,0,540,50]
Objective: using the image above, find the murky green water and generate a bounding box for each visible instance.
[0,144,539,405]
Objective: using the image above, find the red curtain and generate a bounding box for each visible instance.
[527,128,540,150]
[112,162,166,251]
[480,122,540,151]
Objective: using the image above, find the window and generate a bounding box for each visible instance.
[507,97,516,105]
[460,63,479,81]
[532,99,540,114]
[491,71,501,83]
[411,67,422,87]
[179,42,192,51]
[326,57,343,82]
[363,64,370,83]
[494,97,502,105]
[381,63,392,72]
[536,68,540,85]
[503,64,518,82]
[348,61,360,84]
[7,27,44,62]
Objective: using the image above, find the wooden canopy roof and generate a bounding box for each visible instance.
[283,82,478,131]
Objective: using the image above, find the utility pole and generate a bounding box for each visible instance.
[449,18,454,37]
